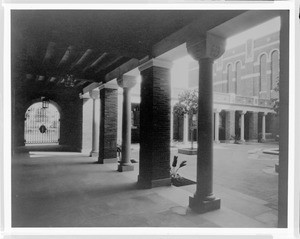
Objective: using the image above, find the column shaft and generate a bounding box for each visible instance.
[196,58,213,198]
[170,104,174,143]
[189,57,220,213]
[240,112,245,142]
[118,87,134,171]
[214,111,220,143]
[91,98,100,156]
[81,98,93,154]
[261,113,266,141]
[183,116,189,144]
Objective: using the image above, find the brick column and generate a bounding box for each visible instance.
[138,59,172,189]
[89,89,100,157]
[187,33,225,213]
[225,110,235,141]
[117,75,137,172]
[214,109,220,143]
[98,82,118,164]
[80,93,93,155]
[248,112,258,140]
[240,111,246,142]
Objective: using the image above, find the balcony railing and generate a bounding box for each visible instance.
[214,92,273,108]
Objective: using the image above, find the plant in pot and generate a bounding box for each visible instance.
[170,155,187,186]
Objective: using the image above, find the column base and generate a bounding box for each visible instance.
[118,164,134,172]
[137,176,171,189]
[98,158,118,164]
[81,149,92,155]
[90,151,99,157]
[214,140,220,144]
[189,196,221,214]
[275,163,279,173]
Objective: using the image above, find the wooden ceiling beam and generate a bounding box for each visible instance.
[70,49,93,72]
[82,52,108,73]
[36,75,46,82]
[104,58,139,82]
[95,56,124,74]
[58,46,75,67]
[43,42,56,64]
[75,79,92,87]
[49,77,58,83]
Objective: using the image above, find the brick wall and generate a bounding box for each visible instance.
[12,78,83,152]
[99,88,118,162]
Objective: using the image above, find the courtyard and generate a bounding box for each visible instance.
[12,142,279,228]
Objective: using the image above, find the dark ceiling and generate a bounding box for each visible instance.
[11,10,244,90]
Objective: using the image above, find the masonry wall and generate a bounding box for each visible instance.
[189,31,280,100]
[187,32,280,140]
[11,77,83,152]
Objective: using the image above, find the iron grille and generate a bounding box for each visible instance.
[24,102,60,145]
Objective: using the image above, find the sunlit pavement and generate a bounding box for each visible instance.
[11,142,278,228]
[132,142,279,226]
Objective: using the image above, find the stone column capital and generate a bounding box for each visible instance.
[187,33,226,61]
[79,92,91,99]
[214,108,221,113]
[138,58,173,72]
[89,88,100,99]
[117,75,137,89]
[262,112,268,116]
[240,110,247,115]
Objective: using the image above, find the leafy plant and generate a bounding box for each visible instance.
[173,89,198,116]
[173,89,198,149]
[231,134,240,144]
[170,155,187,179]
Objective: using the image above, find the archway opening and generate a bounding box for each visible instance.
[24,101,60,145]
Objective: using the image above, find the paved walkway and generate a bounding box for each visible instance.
[11,142,279,228]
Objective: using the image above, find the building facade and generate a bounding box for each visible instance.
[125,31,280,144]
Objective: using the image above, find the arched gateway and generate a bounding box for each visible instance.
[24,101,60,145]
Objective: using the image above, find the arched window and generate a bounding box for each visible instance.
[235,61,241,94]
[227,64,232,93]
[259,54,267,93]
[271,50,279,90]
[24,101,60,145]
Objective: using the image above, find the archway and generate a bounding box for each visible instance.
[24,101,60,145]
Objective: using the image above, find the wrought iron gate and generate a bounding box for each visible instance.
[24,102,60,145]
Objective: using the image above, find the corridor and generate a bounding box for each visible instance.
[12,143,278,228]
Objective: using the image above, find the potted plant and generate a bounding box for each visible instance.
[170,155,187,186]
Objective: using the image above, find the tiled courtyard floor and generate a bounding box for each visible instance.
[11,142,279,228]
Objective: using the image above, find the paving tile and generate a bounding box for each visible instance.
[12,142,280,228]
[195,207,268,228]
[255,211,278,227]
